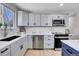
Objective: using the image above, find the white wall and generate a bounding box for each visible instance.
[26,27,67,34]
[68,13,79,39]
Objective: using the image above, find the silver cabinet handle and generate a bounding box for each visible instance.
[34,23,36,25]
[48,39,50,40]
[48,35,51,37]
[20,45,23,50]
[48,44,50,46]
[1,48,8,53]
[28,22,29,25]
[45,23,48,25]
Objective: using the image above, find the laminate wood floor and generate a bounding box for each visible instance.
[25,50,61,56]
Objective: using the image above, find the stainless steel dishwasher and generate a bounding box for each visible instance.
[33,35,44,49]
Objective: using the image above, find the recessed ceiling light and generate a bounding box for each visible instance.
[60,3,64,6]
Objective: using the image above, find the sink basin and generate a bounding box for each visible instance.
[0,36,20,41]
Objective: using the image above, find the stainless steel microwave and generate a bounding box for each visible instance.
[52,19,65,26]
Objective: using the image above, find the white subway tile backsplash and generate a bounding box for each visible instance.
[25,27,66,34]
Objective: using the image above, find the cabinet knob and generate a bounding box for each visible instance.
[57,16,60,18]
[34,23,36,25]
[45,23,48,25]
[28,23,29,25]
[48,39,50,40]
[20,45,23,50]
[48,35,51,37]
[48,44,50,46]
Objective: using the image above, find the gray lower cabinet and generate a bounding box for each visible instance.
[0,45,10,56]
[62,42,79,56]
[44,35,54,49]
[18,37,26,56]
[25,36,28,50]
[11,39,21,56]
[27,35,33,48]
[11,36,26,56]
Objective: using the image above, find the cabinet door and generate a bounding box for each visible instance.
[25,35,28,50]
[18,11,29,26]
[27,35,33,48]
[44,35,54,48]
[47,15,52,26]
[41,15,49,26]
[18,11,22,26]
[34,14,41,26]
[11,36,27,56]
[0,46,10,56]
[22,12,29,26]
[29,14,35,26]
[11,40,20,56]
[0,4,2,17]
[18,41,26,56]
[44,43,54,48]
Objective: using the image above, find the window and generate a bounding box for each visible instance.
[3,5,14,27]
[0,4,15,28]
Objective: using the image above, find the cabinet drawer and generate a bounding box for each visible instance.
[18,41,26,56]
[44,35,54,41]
[0,46,10,56]
[44,35,54,38]
[44,43,54,48]
[44,39,54,44]
[62,43,79,56]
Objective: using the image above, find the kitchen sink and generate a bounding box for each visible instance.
[0,36,20,41]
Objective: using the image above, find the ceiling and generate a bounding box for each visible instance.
[14,3,79,14]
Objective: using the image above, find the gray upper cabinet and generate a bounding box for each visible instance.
[41,15,48,26]
[29,14,41,26]
[28,14,66,27]
[29,14,35,26]
[18,11,29,26]
[41,15,52,26]
[34,14,41,26]
[47,15,52,26]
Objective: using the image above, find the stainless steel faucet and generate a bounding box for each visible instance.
[3,25,7,37]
